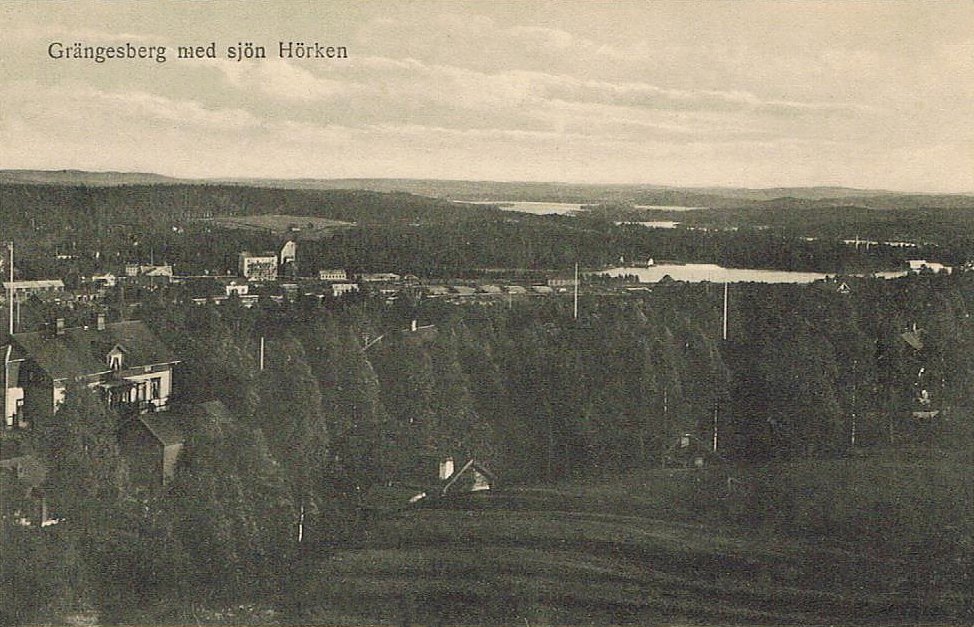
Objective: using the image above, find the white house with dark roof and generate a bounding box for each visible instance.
[4,315,179,429]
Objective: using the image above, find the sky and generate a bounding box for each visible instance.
[1,1,972,192]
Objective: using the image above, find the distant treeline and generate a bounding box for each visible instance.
[5,182,969,279]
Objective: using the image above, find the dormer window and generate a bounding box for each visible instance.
[107,346,125,371]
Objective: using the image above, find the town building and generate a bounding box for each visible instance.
[278,241,297,278]
[547,277,579,288]
[125,264,173,278]
[3,280,65,303]
[90,273,117,288]
[319,269,348,282]
[359,272,400,283]
[908,259,952,274]
[4,315,179,430]
[424,285,451,296]
[331,282,360,298]
[238,252,278,281]
[224,281,249,297]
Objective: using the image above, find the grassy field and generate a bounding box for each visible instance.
[207,214,355,236]
[290,451,972,625]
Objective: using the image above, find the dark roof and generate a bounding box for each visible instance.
[137,415,185,447]
[12,320,177,381]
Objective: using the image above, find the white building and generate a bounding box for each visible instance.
[319,269,348,282]
[331,282,360,298]
[908,259,952,275]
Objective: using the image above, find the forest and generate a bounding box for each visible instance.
[4,182,971,280]
[3,269,973,623]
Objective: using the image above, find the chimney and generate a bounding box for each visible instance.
[55,318,65,336]
[96,312,106,331]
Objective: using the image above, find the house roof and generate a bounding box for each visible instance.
[12,320,178,381]
[900,330,924,351]
[137,415,185,447]
[3,279,64,290]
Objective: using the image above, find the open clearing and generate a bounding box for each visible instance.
[206,214,355,237]
[295,456,972,625]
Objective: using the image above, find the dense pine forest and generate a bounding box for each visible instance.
[4,269,972,623]
[2,177,973,623]
[4,182,972,277]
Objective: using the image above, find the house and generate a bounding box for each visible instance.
[331,282,359,298]
[90,273,117,288]
[547,277,579,288]
[139,264,173,278]
[124,264,173,279]
[908,259,952,275]
[3,280,65,303]
[440,458,496,495]
[425,285,451,296]
[5,315,179,430]
[119,413,185,486]
[359,272,401,283]
[900,328,924,351]
[224,281,249,297]
[238,252,278,282]
[406,456,497,503]
[319,269,348,282]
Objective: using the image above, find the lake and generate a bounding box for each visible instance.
[616,220,681,229]
[455,201,701,216]
[598,264,908,284]
[633,204,704,212]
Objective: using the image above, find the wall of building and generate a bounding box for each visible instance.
[119,367,172,410]
[119,422,163,486]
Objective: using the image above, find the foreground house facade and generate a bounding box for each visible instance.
[5,317,179,430]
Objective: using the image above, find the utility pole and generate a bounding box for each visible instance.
[713,405,719,452]
[722,282,728,341]
[7,242,13,336]
[573,262,579,320]
[851,358,858,447]
[259,336,265,371]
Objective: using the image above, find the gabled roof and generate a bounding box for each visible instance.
[137,415,184,447]
[900,330,924,351]
[12,320,178,381]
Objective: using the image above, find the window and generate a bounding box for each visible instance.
[150,377,162,400]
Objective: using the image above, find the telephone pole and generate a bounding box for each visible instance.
[7,242,13,336]
[722,282,728,341]
[573,262,579,320]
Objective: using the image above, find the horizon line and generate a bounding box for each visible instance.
[2,167,973,196]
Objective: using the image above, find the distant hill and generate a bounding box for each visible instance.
[6,170,973,206]
[0,169,186,186]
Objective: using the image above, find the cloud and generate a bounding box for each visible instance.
[0,80,261,132]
